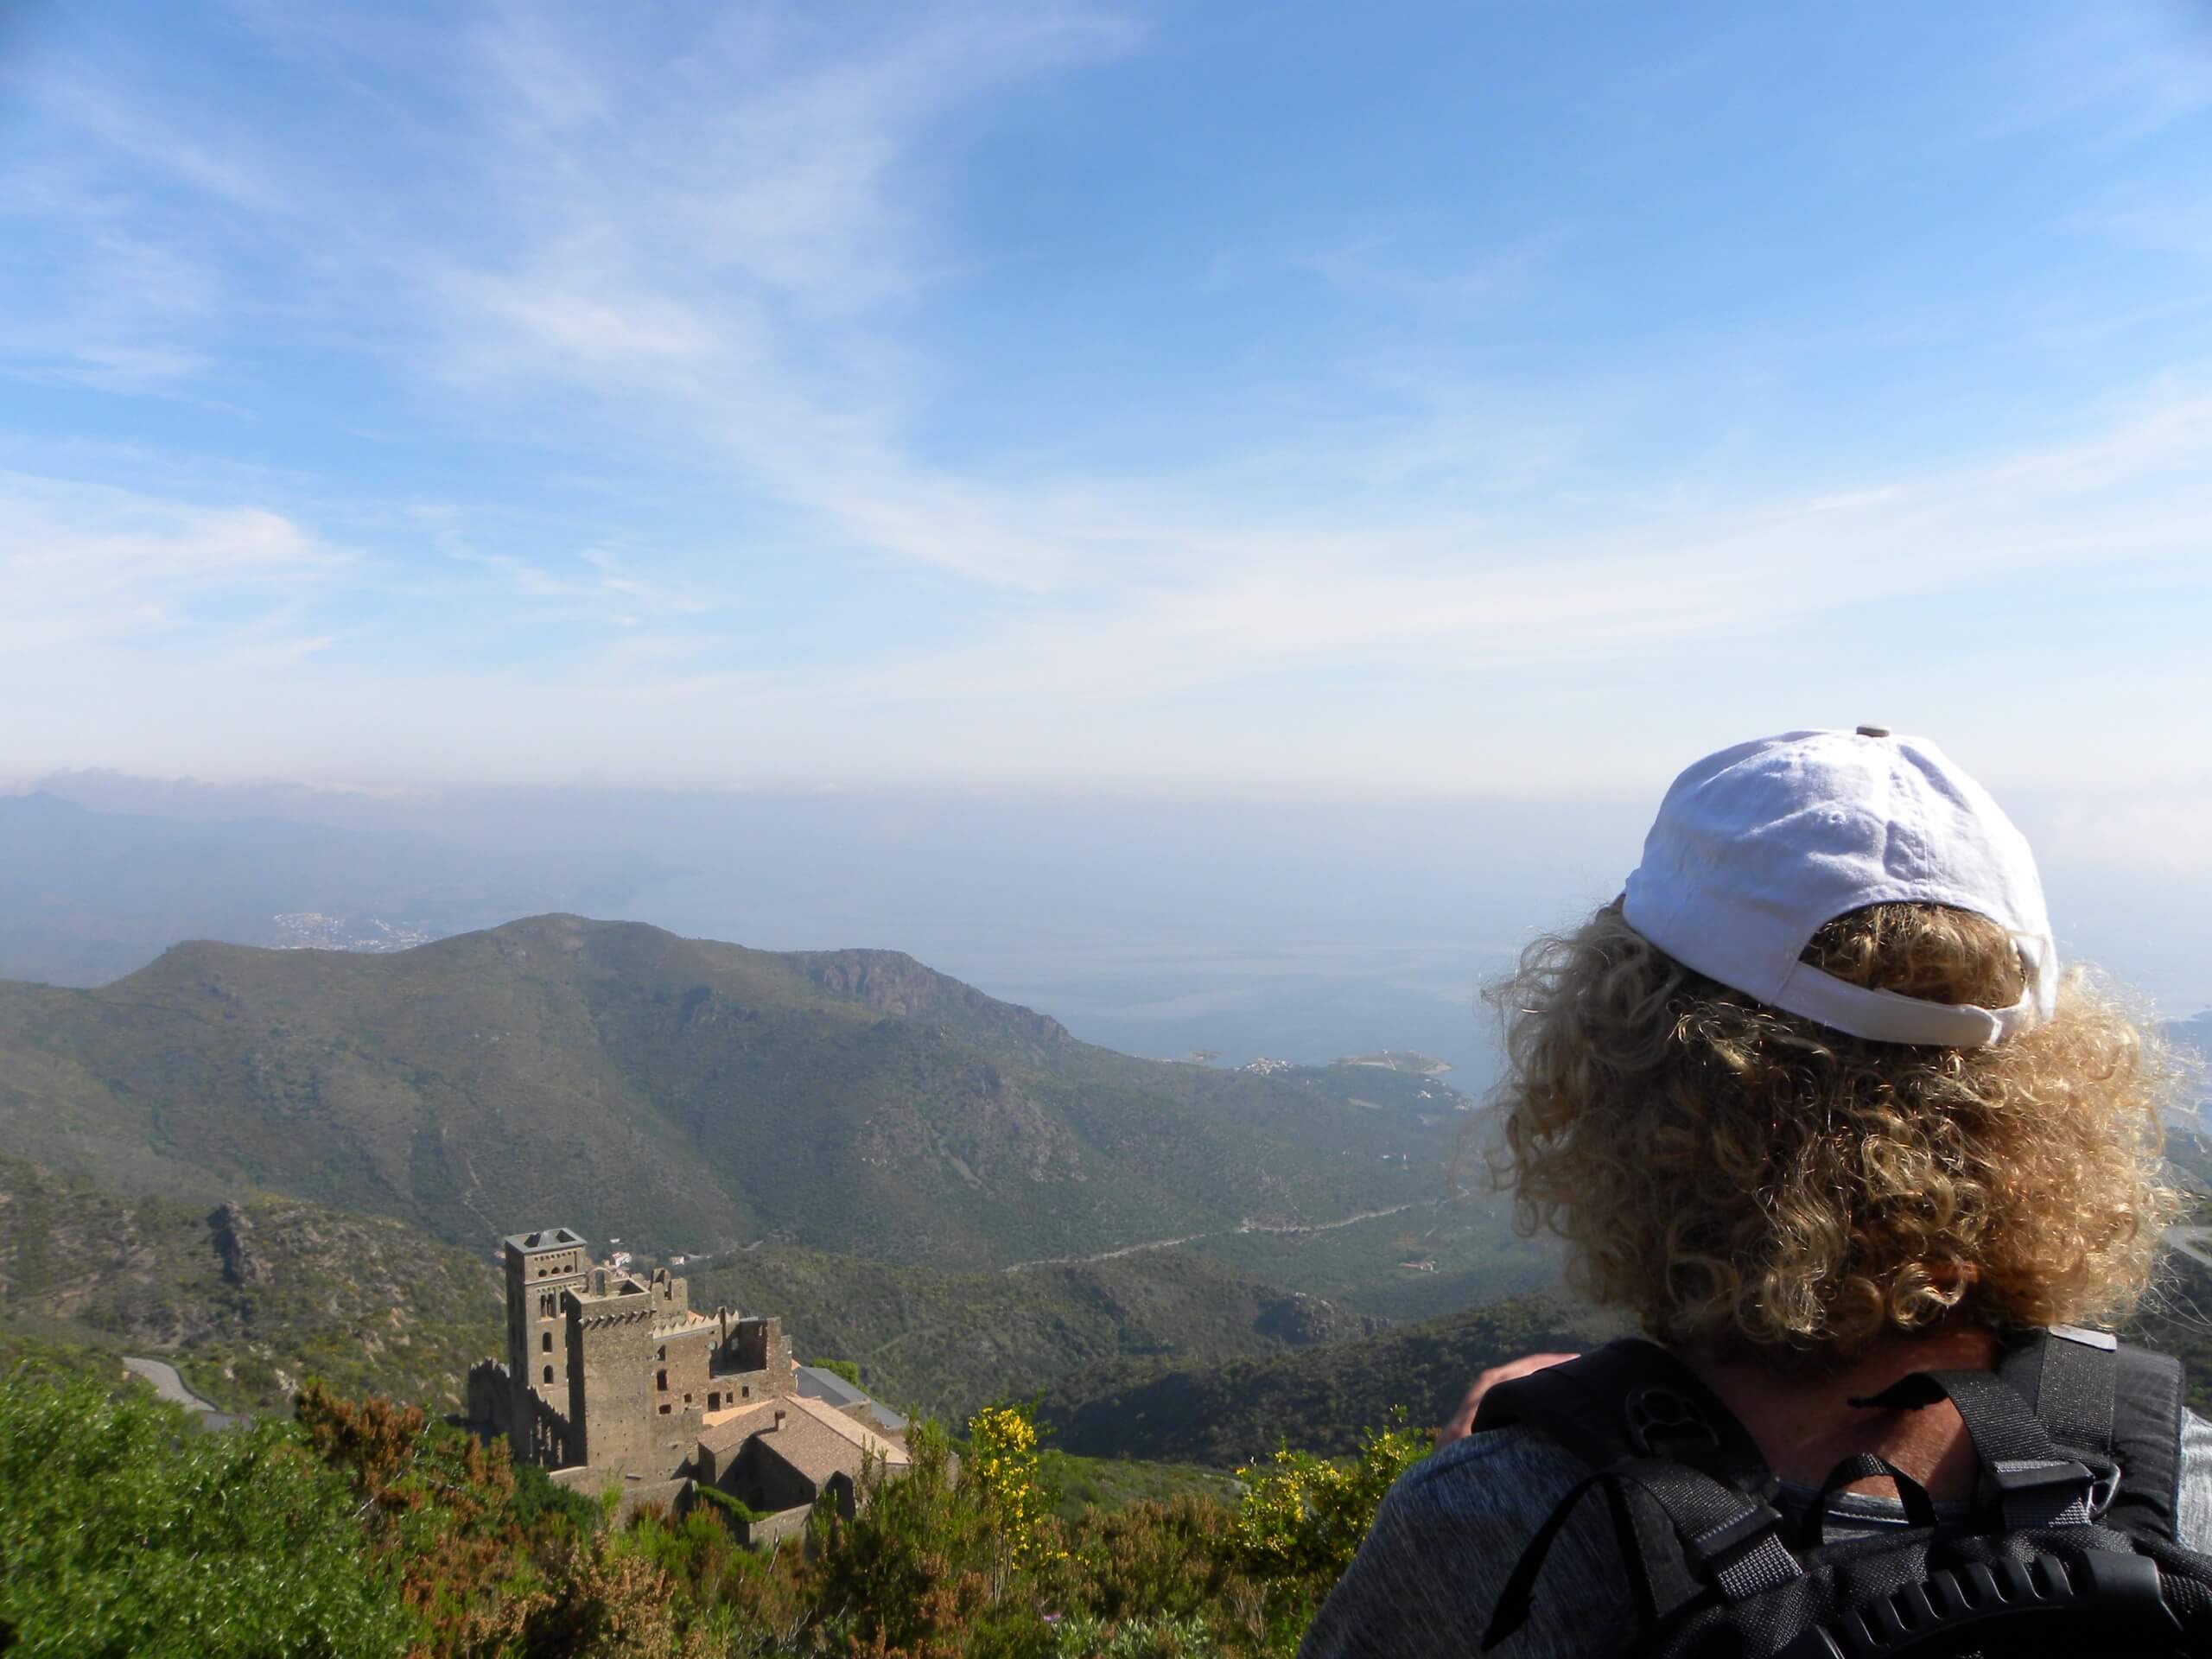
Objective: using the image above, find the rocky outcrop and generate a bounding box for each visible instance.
[211,1200,270,1287]
[1254,1290,1389,1347]
[798,949,1073,1049]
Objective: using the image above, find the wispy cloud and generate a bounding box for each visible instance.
[0,1,2206,828]
[0,473,347,651]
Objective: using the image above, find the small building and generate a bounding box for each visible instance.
[695,1393,912,1544]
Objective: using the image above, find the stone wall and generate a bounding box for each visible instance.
[569,1292,658,1475]
[658,1323,714,1421]
[463,1359,510,1435]
[727,1315,797,1397]
[650,1266,689,1316]
[741,1504,813,1549]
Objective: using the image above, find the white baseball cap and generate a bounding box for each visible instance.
[1621,728,2056,1046]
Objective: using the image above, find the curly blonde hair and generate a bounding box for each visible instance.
[1486,900,2182,1363]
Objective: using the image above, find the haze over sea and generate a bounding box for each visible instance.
[29,772,2209,1094]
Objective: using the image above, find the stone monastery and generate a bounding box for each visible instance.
[466,1226,908,1537]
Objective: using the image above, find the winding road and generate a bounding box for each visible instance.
[1001,1199,1430,1274]
[123,1356,220,1414]
[122,1356,252,1431]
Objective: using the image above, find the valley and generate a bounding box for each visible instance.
[0,913,1541,1440]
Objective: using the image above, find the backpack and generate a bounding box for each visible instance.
[1469,1328,2212,1656]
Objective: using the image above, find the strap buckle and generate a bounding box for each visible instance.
[1989,1458,2099,1527]
[1686,1503,1801,1602]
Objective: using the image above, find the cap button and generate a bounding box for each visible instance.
[1856,725,1891,739]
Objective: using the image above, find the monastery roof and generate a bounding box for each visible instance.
[696,1392,909,1471]
[796,1363,908,1433]
[571,1274,652,1306]
[504,1227,586,1253]
[753,1414,868,1488]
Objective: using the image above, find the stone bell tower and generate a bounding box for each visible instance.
[501,1227,589,1459]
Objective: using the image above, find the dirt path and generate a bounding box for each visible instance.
[1001,1200,1428,1274]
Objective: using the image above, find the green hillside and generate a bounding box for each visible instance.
[1040,1245,2212,1469]
[1037,1291,1624,1467]
[0,1147,1414,1427]
[686,1243,1390,1421]
[0,914,1462,1272]
[0,1158,499,1413]
[1180,1192,1556,1324]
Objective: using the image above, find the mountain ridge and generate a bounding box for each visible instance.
[0,913,1462,1274]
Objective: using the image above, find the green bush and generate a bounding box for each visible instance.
[0,1369,1423,1659]
[511,1459,604,1534]
[0,1367,416,1659]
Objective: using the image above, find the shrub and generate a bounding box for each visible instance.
[0,1367,416,1659]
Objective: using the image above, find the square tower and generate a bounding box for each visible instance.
[502,1227,589,1458]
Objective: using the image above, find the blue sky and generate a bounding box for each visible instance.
[3,1,2209,865]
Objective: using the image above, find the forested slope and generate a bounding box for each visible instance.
[0,914,1464,1271]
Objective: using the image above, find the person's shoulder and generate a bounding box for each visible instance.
[1382,1423,1592,1524]
[1402,1422,1590,1484]
[1298,1427,1629,1659]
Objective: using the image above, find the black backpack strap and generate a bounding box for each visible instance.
[1852,1368,2101,1529]
[1481,1458,1802,1650]
[2109,1344,2186,1543]
[2005,1324,2118,1450]
[1797,1452,1938,1548]
[1474,1342,1796,1649]
[1472,1338,1780,1499]
[2001,1325,2185,1542]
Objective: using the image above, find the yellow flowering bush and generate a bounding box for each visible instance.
[1234,1411,1427,1584]
[966,1400,1063,1572]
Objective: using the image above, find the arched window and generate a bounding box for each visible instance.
[542,1331,552,1353]
[542,1365,554,1385]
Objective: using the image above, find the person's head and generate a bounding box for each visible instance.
[1486,728,2182,1366]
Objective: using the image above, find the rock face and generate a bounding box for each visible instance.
[0,1156,501,1414]
[1254,1290,1389,1347]
[797,948,1074,1051]
[211,1200,270,1287]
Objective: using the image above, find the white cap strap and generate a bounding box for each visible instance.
[1770,959,2041,1047]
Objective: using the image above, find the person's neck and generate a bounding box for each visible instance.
[1679,1322,2001,1501]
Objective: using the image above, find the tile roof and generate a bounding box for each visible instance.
[752,1414,864,1487]
[692,1392,909,1471]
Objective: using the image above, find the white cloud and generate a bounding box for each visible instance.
[1,1,2206,845]
[0,474,347,652]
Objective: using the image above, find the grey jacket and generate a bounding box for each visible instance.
[1300,1414,2212,1659]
